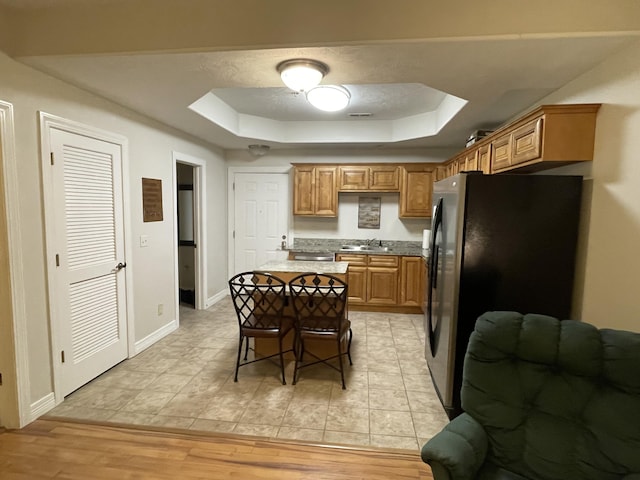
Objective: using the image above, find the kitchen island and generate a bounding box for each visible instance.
[256,259,349,283]
[253,259,350,362]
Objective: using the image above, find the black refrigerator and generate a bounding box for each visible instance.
[424,172,582,419]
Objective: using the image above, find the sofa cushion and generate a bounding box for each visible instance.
[461,312,640,480]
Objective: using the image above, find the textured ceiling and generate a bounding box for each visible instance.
[5,1,640,151]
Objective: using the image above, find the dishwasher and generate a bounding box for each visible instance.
[291,252,335,262]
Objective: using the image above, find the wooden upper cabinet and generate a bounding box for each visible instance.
[292,165,315,215]
[478,144,491,174]
[337,165,399,191]
[491,132,512,172]
[512,117,543,166]
[463,150,479,171]
[338,166,369,190]
[490,104,600,173]
[292,165,337,216]
[370,166,400,190]
[399,165,434,218]
[314,166,338,216]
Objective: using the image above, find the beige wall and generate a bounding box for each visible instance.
[539,40,640,331]
[0,51,228,415]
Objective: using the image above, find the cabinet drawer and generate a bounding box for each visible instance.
[512,117,543,166]
[336,253,367,266]
[368,255,399,267]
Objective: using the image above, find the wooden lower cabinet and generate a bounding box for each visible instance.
[337,253,424,312]
[367,255,399,305]
[399,256,424,307]
[345,265,367,303]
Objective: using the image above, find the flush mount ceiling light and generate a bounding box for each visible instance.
[277,59,328,92]
[248,144,270,157]
[306,85,351,112]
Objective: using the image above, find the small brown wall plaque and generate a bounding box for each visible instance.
[142,177,163,222]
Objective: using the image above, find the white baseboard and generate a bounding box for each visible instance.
[133,319,178,356]
[206,290,228,308]
[30,392,56,421]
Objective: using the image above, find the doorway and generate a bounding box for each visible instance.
[177,163,196,308]
[173,152,207,313]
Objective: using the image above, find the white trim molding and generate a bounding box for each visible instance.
[29,392,56,421]
[133,319,179,355]
[207,289,228,308]
[172,152,208,316]
[0,100,30,428]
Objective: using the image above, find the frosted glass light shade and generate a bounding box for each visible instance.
[306,85,351,112]
[277,59,327,92]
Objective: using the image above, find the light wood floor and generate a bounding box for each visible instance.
[0,418,434,479]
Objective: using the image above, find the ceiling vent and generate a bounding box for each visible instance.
[348,113,372,118]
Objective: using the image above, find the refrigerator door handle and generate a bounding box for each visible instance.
[429,198,443,289]
[427,197,443,356]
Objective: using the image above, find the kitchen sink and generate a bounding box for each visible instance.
[339,245,393,252]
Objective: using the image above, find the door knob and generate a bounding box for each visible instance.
[114,262,127,271]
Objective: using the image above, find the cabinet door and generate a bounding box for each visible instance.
[512,117,543,166]
[314,166,338,216]
[367,267,398,305]
[491,133,512,172]
[336,253,367,305]
[399,166,434,218]
[434,165,447,181]
[399,256,423,307]
[345,265,367,304]
[464,150,479,171]
[369,166,400,191]
[478,144,491,174]
[293,166,315,215]
[338,166,369,191]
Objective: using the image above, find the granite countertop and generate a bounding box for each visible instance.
[257,260,349,275]
[288,238,426,258]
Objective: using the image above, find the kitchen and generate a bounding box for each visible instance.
[1,1,639,447]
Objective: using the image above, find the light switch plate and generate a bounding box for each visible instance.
[140,235,149,247]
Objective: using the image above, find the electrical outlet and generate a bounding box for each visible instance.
[157,304,163,316]
[140,235,149,247]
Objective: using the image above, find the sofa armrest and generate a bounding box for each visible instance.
[420,413,489,480]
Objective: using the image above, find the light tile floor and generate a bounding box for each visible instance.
[48,297,449,451]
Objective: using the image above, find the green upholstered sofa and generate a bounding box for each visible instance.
[421,311,640,480]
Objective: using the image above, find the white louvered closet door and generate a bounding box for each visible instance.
[50,128,128,397]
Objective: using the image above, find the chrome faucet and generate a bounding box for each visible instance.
[367,238,383,247]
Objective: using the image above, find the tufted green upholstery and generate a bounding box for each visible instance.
[421,312,640,480]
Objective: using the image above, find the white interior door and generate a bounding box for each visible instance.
[49,128,128,397]
[234,173,289,274]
